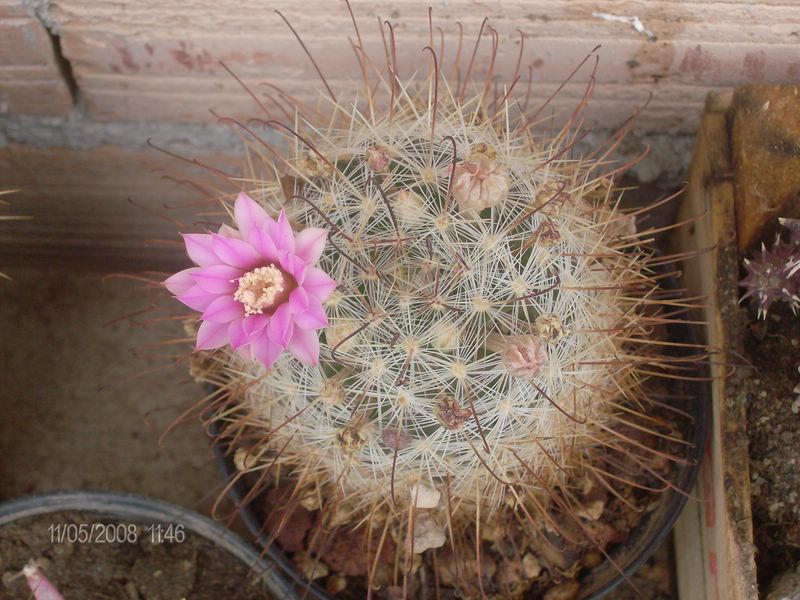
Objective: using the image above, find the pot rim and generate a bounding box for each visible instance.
[0,489,296,598]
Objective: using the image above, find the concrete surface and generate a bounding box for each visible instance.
[0,266,221,513]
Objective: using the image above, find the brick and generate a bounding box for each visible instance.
[71,74,707,133]
[0,17,57,66]
[0,1,27,18]
[59,29,800,86]
[20,0,800,130]
[61,28,731,129]
[50,0,800,132]
[0,64,62,82]
[49,1,800,42]
[0,78,72,115]
[0,10,73,115]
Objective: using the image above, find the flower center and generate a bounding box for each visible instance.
[234,265,287,316]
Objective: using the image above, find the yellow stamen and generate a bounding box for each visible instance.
[234,265,286,316]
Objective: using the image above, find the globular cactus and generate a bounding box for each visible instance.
[243,113,648,518]
[740,217,800,318]
[166,9,699,597]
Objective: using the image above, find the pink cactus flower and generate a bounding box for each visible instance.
[165,192,337,368]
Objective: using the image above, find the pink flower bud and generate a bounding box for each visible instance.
[451,156,509,213]
[365,145,391,172]
[502,335,548,377]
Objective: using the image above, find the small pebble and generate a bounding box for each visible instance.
[293,551,329,580]
[544,580,580,600]
[325,574,347,595]
[409,483,440,509]
[522,553,542,578]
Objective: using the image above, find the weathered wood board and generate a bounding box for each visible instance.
[672,90,758,600]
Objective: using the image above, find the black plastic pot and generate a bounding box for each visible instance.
[213,292,710,599]
[0,490,296,598]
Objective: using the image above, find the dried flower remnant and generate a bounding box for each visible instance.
[534,220,562,247]
[164,192,336,368]
[451,155,510,213]
[522,553,542,578]
[435,393,472,430]
[536,181,569,217]
[365,145,391,172]
[536,313,568,343]
[393,189,426,227]
[22,561,65,600]
[319,377,346,405]
[298,152,333,178]
[336,421,370,452]
[293,551,329,580]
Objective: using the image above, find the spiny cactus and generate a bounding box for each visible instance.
[236,104,647,517]
[740,217,800,318]
[781,217,800,277]
[165,8,701,597]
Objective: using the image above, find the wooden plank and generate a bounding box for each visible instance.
[672,90,758,600]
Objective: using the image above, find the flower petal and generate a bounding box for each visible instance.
[279,252,307,283]
[176,285,218,312]
[293,298,328,330]
[242,314,270,337]
[303,268,338,302]
[218,224,242,240]
[164,268,199,296]
[252,337,283,370]
[237,344,253,361]
[287,326,321,366]
[182,234,218,266]
[196,320,229,350]
[228,320,249,350]
[267,303,294,346]
[202,295,243,323]
[294,227,327,264]
[191,265,241,294]
[22,563,65,600]
[211,234,262,269]
[289,287,309,313]
[234,192,269,240]
[248,227,281,263]
[270,209,295,253]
